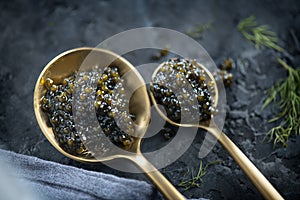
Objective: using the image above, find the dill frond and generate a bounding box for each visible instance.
[178,160,221,190]
[237,16,284,52]
[262,58,300,147]
[186,23,211,39]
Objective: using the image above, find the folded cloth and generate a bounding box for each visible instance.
[0,149,159,200]
[0,149,207,200]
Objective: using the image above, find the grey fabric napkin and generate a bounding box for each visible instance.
[0,149,207,200]
[0,149,160,200]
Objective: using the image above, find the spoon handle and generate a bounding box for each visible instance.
[128,154,186,200]
[207,125,284,200]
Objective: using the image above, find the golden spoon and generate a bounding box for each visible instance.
[149,58,283,200]
[34,47,185,200]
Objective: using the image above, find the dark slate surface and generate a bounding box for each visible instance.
[1,0,300,199]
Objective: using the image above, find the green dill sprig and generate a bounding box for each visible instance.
[262,58,300,147]
[186,23,211,39]
[178,160,221,190]
[237,16,284,52]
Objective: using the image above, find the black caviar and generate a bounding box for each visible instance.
[213,70,233,86]
[214,58,234,86]
[151,58,216,139]
[158,122,178,140]
[95,67,135,147]
[40,66,135,157]
[151,47,169,60]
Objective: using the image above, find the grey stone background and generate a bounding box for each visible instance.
[0,0,299,199]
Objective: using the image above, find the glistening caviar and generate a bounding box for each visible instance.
[151,58,217,139]
[40,66,135,157]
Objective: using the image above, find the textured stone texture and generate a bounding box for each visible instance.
[0,0,299,199]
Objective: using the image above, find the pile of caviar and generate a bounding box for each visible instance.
[213,58,234,86]
[40,66,135,157]
[95,67,135,146]
[151,58,216,139]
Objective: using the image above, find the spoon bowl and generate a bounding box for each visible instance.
[34,48,185,200]
[34,47,149,161]
[150,59,219,129]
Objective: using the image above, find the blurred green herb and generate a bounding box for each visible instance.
[262,58,300,147]
[178,160,221,190]
[237,16,284,52]
[186,23,211,38]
